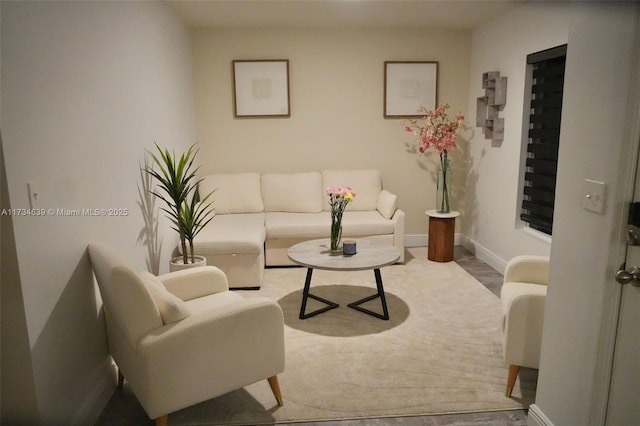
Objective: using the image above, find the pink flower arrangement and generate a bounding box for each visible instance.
[402,103,464,213]
[327,186,356,201]
[403,103,464,157]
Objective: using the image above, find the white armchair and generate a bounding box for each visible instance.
[500,255,549,397]
[88,242,285,425]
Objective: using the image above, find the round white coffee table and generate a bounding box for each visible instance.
[287,238,400,320]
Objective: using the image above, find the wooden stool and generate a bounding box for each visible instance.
[425,210,460,262]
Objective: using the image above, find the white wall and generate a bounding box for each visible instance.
[468,3,640,425]
[531,3,639,425]
[1,1,195,423]
[465,2,571,271]
[191,28,471,238]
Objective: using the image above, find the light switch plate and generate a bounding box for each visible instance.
[583,179,606,214]
[27,182,39,209]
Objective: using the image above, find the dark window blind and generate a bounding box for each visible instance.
[521,45,567,235]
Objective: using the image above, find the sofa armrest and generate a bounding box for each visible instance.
[502,291,546,368]
[503,255,549,285]
[135,297,285,418]
[377,189,398,219]
[139,297,283,353]
[157,266,229,301]
[391,208,406,263]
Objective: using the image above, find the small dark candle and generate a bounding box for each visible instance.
[343,240,357,255]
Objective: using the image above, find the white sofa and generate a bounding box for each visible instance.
[194,169,405,288]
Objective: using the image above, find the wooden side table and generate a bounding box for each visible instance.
[425,210,460,262]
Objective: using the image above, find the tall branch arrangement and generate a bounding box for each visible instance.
[402,103,464,212]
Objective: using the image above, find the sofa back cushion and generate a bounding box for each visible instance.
[199,173,264,214]
[322,170,382,211]
[261,172,323,213]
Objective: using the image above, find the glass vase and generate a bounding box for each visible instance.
[330,219,342,252]
[436,160,452,213]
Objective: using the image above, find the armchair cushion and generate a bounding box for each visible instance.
[140,271,191,324]
[111,266,163,349]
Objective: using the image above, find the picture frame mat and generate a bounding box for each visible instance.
[384,61,438,118]
[233,60,290,118]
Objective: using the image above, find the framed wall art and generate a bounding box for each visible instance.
[232,59,290,118]
[384,61,438,118]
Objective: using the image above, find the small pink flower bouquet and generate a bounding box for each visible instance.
[327,187,356,251]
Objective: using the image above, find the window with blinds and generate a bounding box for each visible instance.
[520,45,567,235]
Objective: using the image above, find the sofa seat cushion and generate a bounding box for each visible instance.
[341,211,396,236]
[193,213,265,254]
[265,211,394,239]
[265,212,330,239]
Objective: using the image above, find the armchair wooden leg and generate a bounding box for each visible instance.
[267,375,283,406]
[155,415,168,426]
[506,365,521,397]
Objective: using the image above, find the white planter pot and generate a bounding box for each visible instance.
[169,255,207,272]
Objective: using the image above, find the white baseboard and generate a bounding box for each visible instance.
[71,357,116,425]
[405,234,427,247]
[464,238,508,274]
[528,404,554,426]
[404,233,464,248]
[404,234,506,273]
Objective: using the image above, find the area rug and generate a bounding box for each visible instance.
[164,247,535,425]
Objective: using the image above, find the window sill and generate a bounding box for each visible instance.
[520,225,552,245]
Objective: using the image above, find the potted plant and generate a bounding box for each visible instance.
[144,143,215,271]
[178,185,215,267]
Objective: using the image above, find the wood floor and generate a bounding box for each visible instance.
[294,409,527,425]
[95,246,529,426]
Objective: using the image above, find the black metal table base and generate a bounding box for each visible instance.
[299,268,389,320]
[299,268,339,319]
[347,268,389,320]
